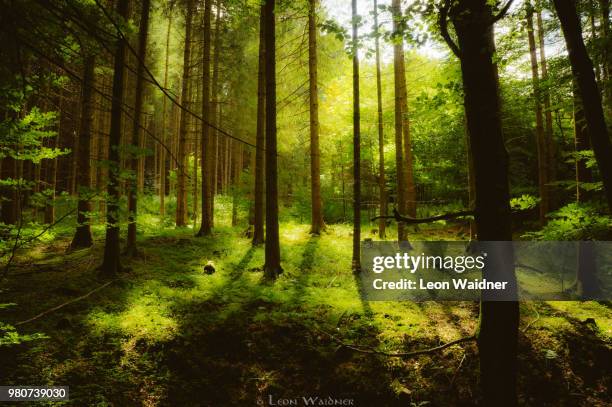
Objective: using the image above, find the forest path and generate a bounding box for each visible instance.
[1,221,611,406]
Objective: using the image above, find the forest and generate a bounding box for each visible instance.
[0,0,611,405]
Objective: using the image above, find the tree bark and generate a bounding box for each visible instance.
[263,0,282,279]
[176,0,193,228]
[537,8,556,208]
[159,10,173,218]
[391,0,407,242]
[0,155,18,226]
[526,1,549,224]
[600,0,612,113]
[71,54,95,249]
[373,0,387,239]
[44,90,60,225]
[351,0,361,272]
[198,0,213,236]
[554,0,612,212]
[210,0,221,226]
[231,141,241,227]
[101,0,130,276]
[127,0,151,253]
[308,0,324,235]
[253,5,266,246]
[447,1,519,404]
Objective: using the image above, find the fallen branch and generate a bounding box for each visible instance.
[371,208,474,225]
[522,303,541,333]
[317,327,476,358]
[15,280,115,326]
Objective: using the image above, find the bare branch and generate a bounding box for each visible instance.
[492,0,515,23]
[317,327,476,358]
[438,0,460,58]
[372,208,474,224]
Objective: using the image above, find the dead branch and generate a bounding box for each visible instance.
[371,208,474,224]
[15,280,115,326]
[317,328,476,358]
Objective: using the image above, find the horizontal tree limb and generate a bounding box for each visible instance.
[371,208,475,225]
[317,327,476,358]
[15,280,115,326]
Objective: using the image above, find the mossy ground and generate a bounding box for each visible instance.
[1,202,611,406]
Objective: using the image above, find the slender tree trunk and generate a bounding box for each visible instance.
[210,1,221,226]
[198,0,213,236]
[193,106,199,226]
[253,5,266,246]
[263,0,282,279]
[0,155,17,226]
[71,55,95,249]
[159,11,172,218]
[373,0,386,239]
[537,8,556,208]
[448,1,519,404]
[44,93,60,225]
[391,0,407,240]
[554,0,612,212]
[176,0,193,227]
[527,2,549,224]
[308,0,324,235]
[600,0,612,113]
[351,0,361,272]
[573,84,599,298]
[465,116,477,240]
[101,0,130,276]
[127,0,150,253]
[574,87,593,201]
[396,8,416,219]
[231,141,240,227]
[390,0,416,218]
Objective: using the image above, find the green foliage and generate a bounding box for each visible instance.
[0,305,47,347]
[524,203,612,240]
[510,194,540,211]
[0,107,66,163]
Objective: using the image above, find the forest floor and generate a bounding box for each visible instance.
[1,210,611,406]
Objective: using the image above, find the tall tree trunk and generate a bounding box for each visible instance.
[198,0,213,236]
[391,0,407,241]
[351,0,361,272]
[71,55,95,249]
[308,0,324,235]
[127,0,151,253]
[0,155,17,226]
[210,1,221,226]
[447,1,519,404]
[600,0,612,113]
[263,0,282,279]
[101,0,130,276]
[527,1,549,224]
[231,141,241,227]
[574,87,593,201]
[193,103,199,227]
[391,0,416,219]
[373,0,387,239]
[253,5,266,246]
[159,10,173,218]
[176,0,193,228]
[44,96,60,225]
[537,8,556,208]
[573,84,599,298]
[465,115,477,240]
[554,0,612,212]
